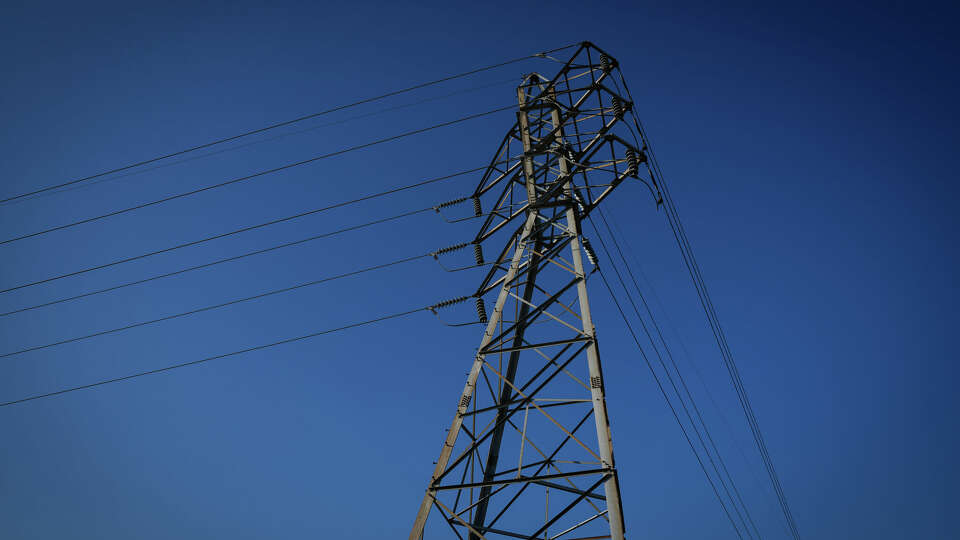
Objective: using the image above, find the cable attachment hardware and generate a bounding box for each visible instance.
[649,170,664,207]
[431,241,470,259]
[471,196,482,217]
[475,297,488,323]
[473,243,485,265]
[430,295,470,311]
[582,238,599,267]
[435,196,469,211]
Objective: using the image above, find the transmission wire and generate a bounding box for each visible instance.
[0,208,432,317]
[614,68,801,539]
[0,164,498,295]
[0,105,514,246]
[0,252,431,359]
[0,43,577,205]
[592,208,763,539]
[591,260,745,540]
[8,77,520,206]
[604,206,792,539]
[0,307,428,408]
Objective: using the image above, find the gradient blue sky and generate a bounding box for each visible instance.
[0,1,956,538]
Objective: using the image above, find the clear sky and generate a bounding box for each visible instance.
[0,1,956,538]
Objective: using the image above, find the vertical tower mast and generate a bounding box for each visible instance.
[411,43,657,540]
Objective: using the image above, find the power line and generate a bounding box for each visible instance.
[0,105,515,247]
[656,160,800,540]
[591,262,745,540]
[0,307,428,408]
[0,164,496,295]
[0,210,428,317]
[0,43,577,205]
[604,206,793,539]
[591,209,763,539]
[7,77,520,206]
[0,252,431,359]
[613,68,801,539]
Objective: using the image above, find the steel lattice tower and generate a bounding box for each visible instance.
[411,43,658,540]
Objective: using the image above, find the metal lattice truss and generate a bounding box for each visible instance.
[411,43,659,540]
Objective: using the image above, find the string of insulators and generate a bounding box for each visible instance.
[600,54,617,71]
[432,241,470,258]
[475,297,488,323]
[611,97,624,118]
[431,295,471,310]
[472,196,482,217]
[582,238,599,267]
[473,243,485,265]
[435,196,469,211]
[625,148,640,178]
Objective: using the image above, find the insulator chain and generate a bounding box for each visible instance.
[429,294,488,325]
[610,97,633,119]
[557,141,578,163]
[430,295,470,311]
[472,196,482,217]
[475,298,488,323]
[435,196,469,211]
[625,148,643,178]
[432,240,488,265]
[582,238,599,267]
[473,243,485,265]
[600,53,618,71]
[611,97,623,118]
[431,241,470,258]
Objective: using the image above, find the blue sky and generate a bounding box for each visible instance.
[0,1,956,538]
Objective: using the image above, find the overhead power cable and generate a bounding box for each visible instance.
[0,252,431,360]
[0,43,577,205]
[0,105,515,247]
[591,210,762,539]
[0,307,429,408]
[604,207,787,537]
[590,259,745,540]
[9,77,520,206]
[0,164,498,295]
[614,68,801,539]
[1,210,428,317]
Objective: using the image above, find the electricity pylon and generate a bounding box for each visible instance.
[412,42,659,540]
